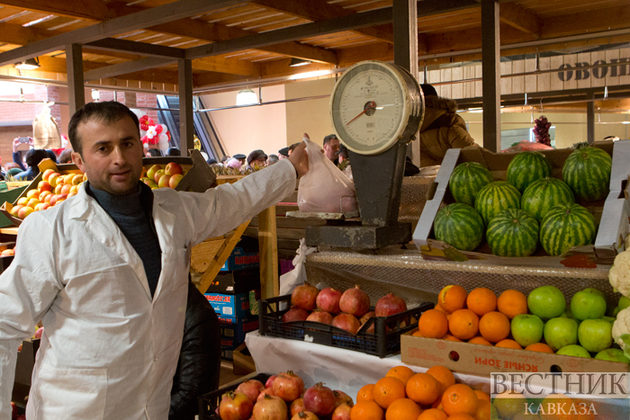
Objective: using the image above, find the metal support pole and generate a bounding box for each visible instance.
[178,58,194,156]
[587,95,595,144]
[66,44,85,114]
[481,0,501,152]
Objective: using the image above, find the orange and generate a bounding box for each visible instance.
[384,397,422,420]
[443,334,462,342]
[494,391,527,420]
[525,342,555,353]
[438,285,468,313]
[441,384,478,416]
[412,329,424,337]
[468,336,492,346]
[473,400,492,420]
[497,289,528,319]
[448,309,479,340]
[419,309,449,338]
[406,372,441,406]
[418,408,448,420]
[386,365,416,386]
[446,414,475,420]
[466,288,497,316]
[473,390,490,402]
[495,339,522,349]
[351,400,384,420]
[426,365,456,396]
[357,384,376,402]
[372,376,406,409]
[478,311,510,343]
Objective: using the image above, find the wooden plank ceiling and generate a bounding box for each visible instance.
[0,0,627,94]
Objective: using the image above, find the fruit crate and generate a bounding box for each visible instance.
[198,372,272,420]
[142,148,216,192]
[258,294,433,358]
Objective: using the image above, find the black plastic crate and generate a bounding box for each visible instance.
[258,294,434,358]
[198,372,272,420]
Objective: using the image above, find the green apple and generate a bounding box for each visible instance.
[578,319,612,353]
[528,286,566,321]
[511,314,544,347]
[153,169,165,183]
[602,316,616,324]
[570,288,607,321]
[556,344,591,358]
[544,317,578,351]
[595,348,630,363]
[146,164,162,182]
[618,296,630,311]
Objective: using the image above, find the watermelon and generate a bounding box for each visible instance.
[474,181,522,225]
[448,162,494,206]
[540,203,597,256]
[507,151,553,192]
[487,209,539,257]
[434,203,485,251]
[562,147,612,201]
[521,177,575,221]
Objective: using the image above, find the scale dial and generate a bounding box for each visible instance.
[330,60,423,155]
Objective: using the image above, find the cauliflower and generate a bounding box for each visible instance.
[612,306,630,358]
[609,250,630,297]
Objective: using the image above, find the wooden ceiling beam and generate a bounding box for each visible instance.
[499,2,540,35]
[86,39,185,59]
[193,56,260,77]
[0,0,110,21]
[84,57,178,81]
[540,4,630,38]
[0,0,246,67]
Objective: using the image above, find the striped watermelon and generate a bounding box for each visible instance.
[540,203,597,256]
[449,162,494,206]
[434,203,485,251]
[562,147,612,201]
[507,151,553,192]
[521,177,575,221]
[487,209,539,257]
[474,181,522,225]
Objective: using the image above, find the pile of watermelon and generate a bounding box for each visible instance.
[434,147,612,257]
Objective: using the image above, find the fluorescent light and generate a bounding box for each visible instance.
[91,89,100,102]
[14,58,40,70]
[236,89,258,106]
[289,58,311,67]
[288,70,332,81]
[622,121,630,124]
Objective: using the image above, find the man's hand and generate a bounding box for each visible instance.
[288,133,309,178]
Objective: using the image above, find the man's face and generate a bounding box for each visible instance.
[323,138,340,161]
[71,115,144,196]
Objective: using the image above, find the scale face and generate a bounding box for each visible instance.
[330,60,422,155]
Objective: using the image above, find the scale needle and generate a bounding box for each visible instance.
[345,101,376,125]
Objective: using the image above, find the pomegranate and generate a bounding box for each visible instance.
[339,286,370,317]
[252,394,288,420]
[219,391,253,420]
[291,283,319,311]
[282,307,309,323]
[331,403,353,420]
[236,379,265,403]
[333,390,353,407]
[265,375,277,388]
[290,397,306,416]
[257,387,275,401]
[316,287,342,313]
[359,311,375,325]
[272,371,305,401]
[375,293,407,317]
[332,313,361,334]
[303,382,336,416]
[306,310,333,325]
[291,411,319,420]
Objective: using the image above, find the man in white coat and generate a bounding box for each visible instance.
[0,101,309,420]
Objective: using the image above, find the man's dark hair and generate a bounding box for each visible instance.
[166,147,181,156]
[148,148,162,157]
[323,134,338,145]
[68,101,140,155]
[288,143,300,152]
[45,149,58,164]
[58,149,73,164]
[25,149,51,169]
[421,84,438,97]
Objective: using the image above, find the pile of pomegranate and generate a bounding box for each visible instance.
[218,371,354,420]
[281,284,408,335]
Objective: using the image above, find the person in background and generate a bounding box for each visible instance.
[147,148,162,157]
[278,147,289,160]
[323,134,341,166]
[166,147,181,157]
[45,149,58,164]
[206,158,218,166]
[233,153,247,166]
[220,155,230,165]
[14,149,50,181]
[419,84,476,167]
[337,143,349,164]
[267,154,279,165]
[58,149,74,164]
[0,101,309,419]
[225,157,242,171]
[12,137,33,171]
[246,149,267,170]
[288,142,300,156]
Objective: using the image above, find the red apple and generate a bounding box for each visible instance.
[153,169,165,183]
[165,162,183,176]
[39,190,52,202]
[60,184,72,195]
[17,206,34,219]
[42,169,55,181]
[38,181,52,192]
[169,173,184,189]
[158,174,171,189]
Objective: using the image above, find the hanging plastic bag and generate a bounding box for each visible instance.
[32,103,61,149]
[279,238,318,297]
[297,137,358,214]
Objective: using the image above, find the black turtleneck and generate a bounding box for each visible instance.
[87,182,162,298]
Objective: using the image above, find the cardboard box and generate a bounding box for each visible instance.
[401,332,628,376]
[219,246,259,272]
[205,292,251,318]
[413,140,629,265]
[249,289,261,316]
[205,268,260,294]
[220,348,234,360]
[232,342,256,375]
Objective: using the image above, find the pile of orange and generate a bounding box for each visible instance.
[414,285,554,353]
[351,364,493,420]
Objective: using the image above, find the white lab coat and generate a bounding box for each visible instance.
[0,160,297,420]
